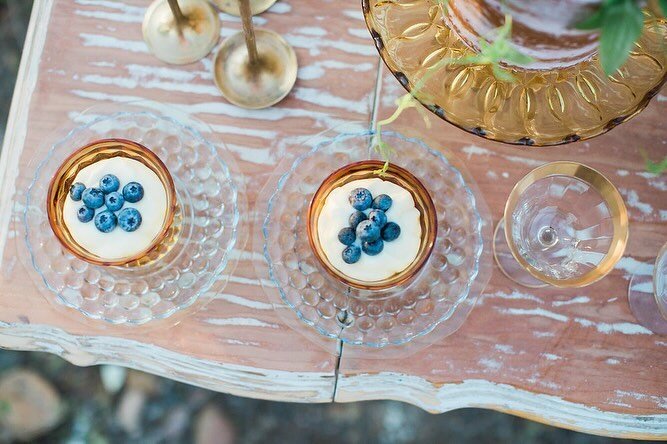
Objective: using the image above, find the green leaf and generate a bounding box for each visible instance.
[575,7,605,30]
[660,0,667,16]
[599,0,644,75]
[646,156,667,174]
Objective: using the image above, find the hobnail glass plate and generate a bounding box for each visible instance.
[261,130,491,347]
[19,102,242,325]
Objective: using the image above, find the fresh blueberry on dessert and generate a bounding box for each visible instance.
[362,239,384,256]
[105,191,125,212]
[122,182,144,203]
[118,208,142,232]
[356,220,380,242]
[368,209,387,228]
[94,210,117,233]
[337,227,356,246]
[371,194,392,211]
[342,245,361,264]
[348,210,367,229]
[77,206,95,223]
[381,221,401,242]
[69,182,85,201]
[99,174,120,194]
[82,187,105,209]
[348,188,372,211]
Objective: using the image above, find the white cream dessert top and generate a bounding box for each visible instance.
[63,157,168,261]
[317,178,421,282]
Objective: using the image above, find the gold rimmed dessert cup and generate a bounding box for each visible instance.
[307,160,437,292]
[47,139,178,267]
[494,161,628,288]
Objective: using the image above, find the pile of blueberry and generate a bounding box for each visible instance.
[338,187,401,264]
[69,174,144,233]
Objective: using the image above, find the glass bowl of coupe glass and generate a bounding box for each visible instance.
[628,241,667,335]
[494,161,628,288]
[22,104,241,325]
[262,130,489,347]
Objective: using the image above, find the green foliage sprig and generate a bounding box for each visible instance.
[373,14,531,174]
[576,0,667,75]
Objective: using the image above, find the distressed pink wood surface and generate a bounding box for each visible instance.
[0,0,666,435]
[338,68,667,428]
[0,0,379,401]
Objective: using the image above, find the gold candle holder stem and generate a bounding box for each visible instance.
[167,0,187,37]
[239,0,260,69]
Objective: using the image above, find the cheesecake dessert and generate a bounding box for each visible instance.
[308,161,436,290]
[48,139,177,266]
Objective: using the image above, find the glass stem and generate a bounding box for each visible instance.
[167,0,187,37]
[239,0,260,69]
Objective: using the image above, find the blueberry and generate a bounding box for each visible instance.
[337,227,356,246]
[99,174,120,194]
[82,187,105,209]
[105,191,124,211]
[372,194,392,211]
[356,220,380,242]
[348,188,372,211]
[94,210,117,233]
[122,182,144,203]
[381,222,401,242]
[348,211,367,229]
[368,209,387,228]
[362,239,384,256]
[69,182,85,201]
[342,245,361,264]
[118,208,142,232]
[77,206,94,223]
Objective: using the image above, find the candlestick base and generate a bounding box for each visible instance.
[212,0,278,16]
[213,29,297,109]
[143,0,220,65]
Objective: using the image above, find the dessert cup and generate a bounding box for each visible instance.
[20,102,243,325]
[260,129,491,347]
[47,138,178,267]
[307,160,437,291]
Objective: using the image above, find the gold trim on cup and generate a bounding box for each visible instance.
[503,161,628,288]
[47,138,178,267]
[307,160,437,291]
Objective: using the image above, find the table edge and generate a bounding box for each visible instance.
[335,372,667,440]
[0,321,335,403]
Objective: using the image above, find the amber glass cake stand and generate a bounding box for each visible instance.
[362,0,667,146]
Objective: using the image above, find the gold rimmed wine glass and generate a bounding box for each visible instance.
[143,0,220,65]
[212,0,277,16]
[212,0,297,109]
[493,161,628,288]
[628,242,667,335]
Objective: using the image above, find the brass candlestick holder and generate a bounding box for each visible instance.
[212,0,297,109]
[212,0,277,16]
[143,0,220,65]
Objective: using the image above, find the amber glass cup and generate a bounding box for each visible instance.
[307,160,437,291]
[47,138,178,267]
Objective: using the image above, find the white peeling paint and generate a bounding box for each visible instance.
[573,318,652,335]
[80,33,148,53]
[552,296,590,306]
[615,257,653,276]
[619,188,653,216]
[214,293,273,310]
[497,307,567,322]
[205,317,280,328]
[541,353,562,361]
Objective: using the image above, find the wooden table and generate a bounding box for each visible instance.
[1,0,665,439]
